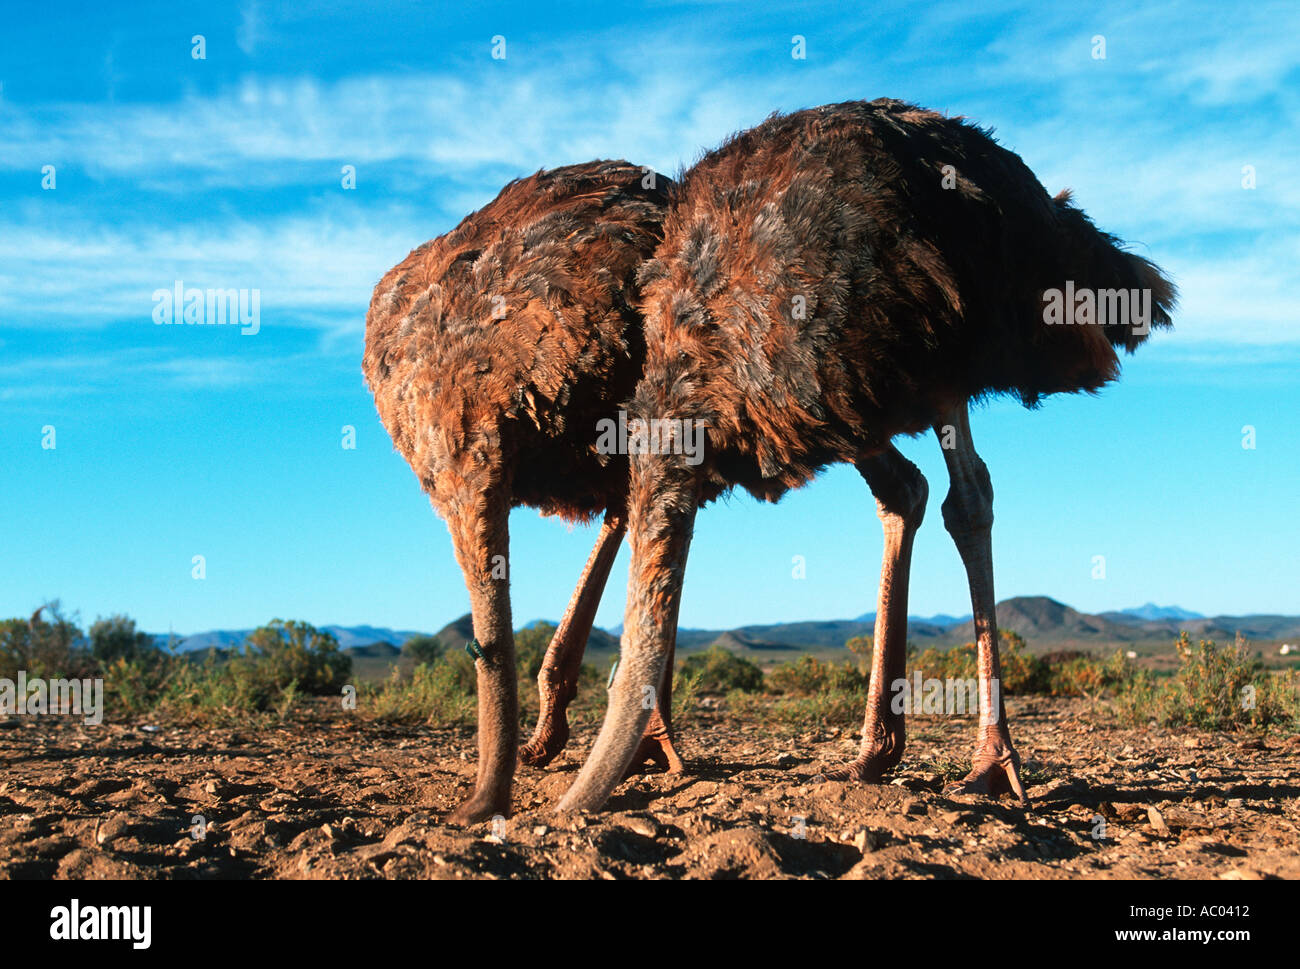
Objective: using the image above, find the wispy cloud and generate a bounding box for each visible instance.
[0,205,426,333]
[237,1,266,57]
[1,1,1296,350]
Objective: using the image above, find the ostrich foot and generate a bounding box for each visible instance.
[944,728,1028,805]
[446,788,511,827]
[621,723,685,779]
[820,725,904,782]
[519,714,570,768]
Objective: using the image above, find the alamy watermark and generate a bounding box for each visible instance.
[1041,282,1152,337]
[50,899,150,949]
[595,409,707,467]
[890,672,1000,720]
[152,280,261,335]
[0,671,103,726]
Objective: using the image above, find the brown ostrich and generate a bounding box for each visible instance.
[363,160,689,824]
[559,99,1174,812]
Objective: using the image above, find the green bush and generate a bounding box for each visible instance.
[844,634,873,673]
[726,688,867,727]
[513,623,555,682]
[767,655,868,696]
[112,648,284,721]
[439,646,479,694]
[1046,649,1136,698]
[365,663,476,725]
[678,645,764,693]
[910,631,1052,695]
[236,619,351,696]
[401,634,445,665]
[89,614,156,665]
[1115,633,1300,731]
[0,603,93,680]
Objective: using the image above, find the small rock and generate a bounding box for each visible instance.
[625,815,660,839]
[1227,798,1244,808]
[854,828,882,853]
[96,816,128,845]
[1220,866,1264,880]
[533,825,549,837]
[1147,806,1170,837]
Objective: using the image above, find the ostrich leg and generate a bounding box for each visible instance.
[823,445,927,781]
[520,510,684,773]
[558,456,698,812]
[623,604,685,776]
[445,489,519,825]
[935,406,1027,804]
[520,512,626,767]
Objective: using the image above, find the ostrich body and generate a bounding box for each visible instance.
[363,160,685,824]
[560,100,1174,812]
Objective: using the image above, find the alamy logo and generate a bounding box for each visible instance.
[49,899,151,949]
[595,409,707,467]
[1041,282,1152,336]
[0,671,103,726]
[152,280,261,335]
[890,672,1000,720]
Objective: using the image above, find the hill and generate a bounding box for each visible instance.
[146,599,1300,665]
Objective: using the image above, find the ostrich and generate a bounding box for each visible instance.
[559,99,1174,812]
[363,160,688,824]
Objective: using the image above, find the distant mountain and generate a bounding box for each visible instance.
[432,615,476,654]
[148,598,1300,663]
[152,629,249,653]
[1112,603,1204,622]
[434,614,619,654]
[914,612,970,628]
[634,597,1300,658]
[154,624,426,655]
[584,626,621,652]
[945,596,1134,644]
[327,625,427,650]
[854,611,968,626]
[346,642,401,659]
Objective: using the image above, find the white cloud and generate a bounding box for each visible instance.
[0,1,1295,350]
[0,205,426,333]
[237,1,266,57]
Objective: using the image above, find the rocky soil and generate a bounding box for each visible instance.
[2,697,1297,879]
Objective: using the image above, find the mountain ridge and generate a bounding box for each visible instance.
[148,599,1296,657]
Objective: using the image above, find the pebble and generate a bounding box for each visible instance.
[1147,806,1170,837]
[625,816,660,839]
[854,828,882,853]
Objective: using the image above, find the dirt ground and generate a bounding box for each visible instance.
[2,697,1297,880]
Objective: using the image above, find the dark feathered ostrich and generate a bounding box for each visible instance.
[363,160,687,824]
[559,99,1175,812]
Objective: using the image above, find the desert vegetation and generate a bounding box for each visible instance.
[3,605,1295,738]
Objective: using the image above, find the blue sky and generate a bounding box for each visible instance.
[1,0,1297,635]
